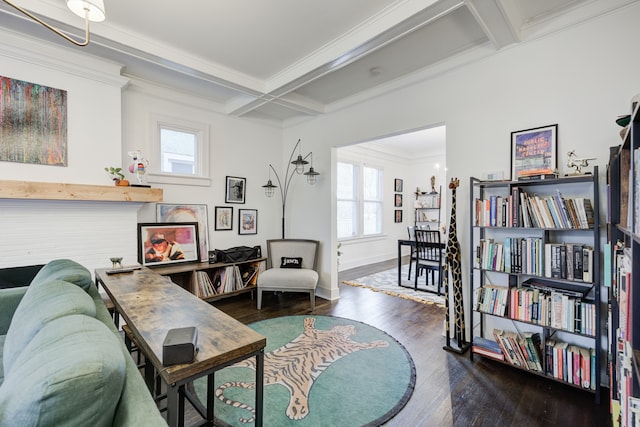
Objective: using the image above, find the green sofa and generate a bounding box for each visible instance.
[0,259,166,426]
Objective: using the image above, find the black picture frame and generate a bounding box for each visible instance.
[214,206,233,231]
[394,210,403,223]
[137,222,200,267]
[394,178,403,192]
[395,194,403,207]
[225,176,246,204]
[510,124,558,180]
[238,209,257,235]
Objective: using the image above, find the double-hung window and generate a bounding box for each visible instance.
[337,161,383,239]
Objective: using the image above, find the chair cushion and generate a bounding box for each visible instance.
[30,259,93,293]
[3,279,96,373]
[0,315,126,427]
[258,268,319,290]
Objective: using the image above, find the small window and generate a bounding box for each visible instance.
[149,114,210,186]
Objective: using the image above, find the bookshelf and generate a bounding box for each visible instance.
[469,169,601,403]
[414,187,441,229]
[150,258,266,302]
[608,102,640,426]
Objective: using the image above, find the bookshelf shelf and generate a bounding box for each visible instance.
[607,101,640,426]
[414,187,441,229]
[469,169,601,402]
[150,258,266,302]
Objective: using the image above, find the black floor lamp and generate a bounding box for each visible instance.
[262,139,319,238]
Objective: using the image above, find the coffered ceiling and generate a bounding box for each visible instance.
[0,0,633,126]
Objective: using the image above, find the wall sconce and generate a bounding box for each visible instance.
[2,0,106,47]
[262,139,319,238]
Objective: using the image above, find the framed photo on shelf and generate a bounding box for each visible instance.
[137,222,200,267]
[394,178,403,192]
[225,176,246,204]
[394,210,403,223]
[395,194,403,207]
[156,203,209,262]
[214,206,233,231]
[510,124,558,180]
[238,209,257,235]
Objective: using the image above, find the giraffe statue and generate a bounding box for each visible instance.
[442,178,469,353]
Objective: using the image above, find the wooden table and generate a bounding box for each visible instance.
[95,267,266,427]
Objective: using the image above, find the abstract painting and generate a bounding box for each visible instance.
[0,75,67,166]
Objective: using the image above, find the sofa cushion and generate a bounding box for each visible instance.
[3,279,96,374]
[258,268,319,290]
[30,259,93,293]
[0,334,5,385]
[0,315,126,427]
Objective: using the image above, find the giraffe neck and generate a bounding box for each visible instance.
[447,188,458,245]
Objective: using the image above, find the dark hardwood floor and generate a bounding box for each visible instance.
[178,259,611,426]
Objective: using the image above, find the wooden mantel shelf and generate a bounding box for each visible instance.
[0,180,163,202]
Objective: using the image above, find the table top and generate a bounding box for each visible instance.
[95,267,266,385]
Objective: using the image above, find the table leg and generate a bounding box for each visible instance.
[166,384,179,427]
[255,349,264,427]
[207,373,215,425]
[397,240,402,286]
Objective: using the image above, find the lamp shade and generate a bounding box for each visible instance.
[304,167,319,185]
[262,179,277,197]
[291,154,309,175]
[67,0,106,22]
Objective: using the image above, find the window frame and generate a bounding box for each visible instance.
[148,114,210,186]
[337,159,384,240]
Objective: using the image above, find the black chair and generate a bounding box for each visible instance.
[413,229,443,294]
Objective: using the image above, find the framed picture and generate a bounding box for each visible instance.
[215,206,233,231]
[394,210,403,223]
[511,124,558,180]
[225,176,246,204]
[138,222,200,267]
[238,209,257,235]
[395,194,403,207]
[394,178,403,192]
[157,204,209,261]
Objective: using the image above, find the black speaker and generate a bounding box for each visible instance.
[162,327,198,366]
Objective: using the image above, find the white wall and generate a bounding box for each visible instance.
[0,30,132,273]
[283,3,640,319]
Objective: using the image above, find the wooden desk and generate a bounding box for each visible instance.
[95,267,266,427]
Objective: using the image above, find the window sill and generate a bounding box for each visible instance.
[338,234,387,245]
[147,173,210,187]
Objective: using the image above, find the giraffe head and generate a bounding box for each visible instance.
[449,178,459,189]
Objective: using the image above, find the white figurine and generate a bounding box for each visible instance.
[128,150,149,185]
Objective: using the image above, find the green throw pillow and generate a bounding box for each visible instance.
[0,315,126,427]
[3,279,96,373]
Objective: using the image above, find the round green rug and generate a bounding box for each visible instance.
[193,315,415,426]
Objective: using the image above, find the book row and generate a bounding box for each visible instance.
[473,332,596,390]
[544,339,596,390]
[194,261,265,298]
[472,285,596,335]
[475,238,594,283]
[474,189,594,230]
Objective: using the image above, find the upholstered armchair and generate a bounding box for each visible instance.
[257,239,320,311]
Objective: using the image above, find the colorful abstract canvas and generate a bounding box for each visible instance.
[0,75,67,166]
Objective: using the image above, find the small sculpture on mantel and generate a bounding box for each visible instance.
[566,150,596,176]
[128,150,150,186]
